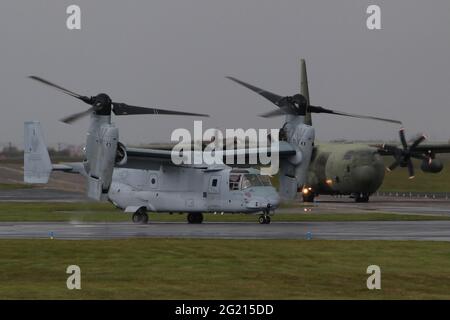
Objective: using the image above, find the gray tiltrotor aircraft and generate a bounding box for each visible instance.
[24,77,285,224]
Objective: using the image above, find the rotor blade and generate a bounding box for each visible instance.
[309,106,402,125]
[28,76,91,104]
[410,134,427,150]
[226,76,284,107]
[259,106,297,118]
[112,103,209,117]
[60,107,93,124]
[399,128,408,149]
[387,160,400,171]
[407,159,415,179]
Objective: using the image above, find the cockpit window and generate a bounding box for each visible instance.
[241,174,272,189]
[229,174,241,190]
[229,173,272,190]
[360,150,379,162]
[258,175,272,186]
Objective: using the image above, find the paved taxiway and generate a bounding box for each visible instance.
[1,188,450,241]
[2,189,450,216]
[301,196,450,216]
[0,221,449,241]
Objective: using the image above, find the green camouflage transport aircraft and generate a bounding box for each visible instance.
[225,59,450,202]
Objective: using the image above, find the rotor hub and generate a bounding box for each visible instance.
[92,93,112,115]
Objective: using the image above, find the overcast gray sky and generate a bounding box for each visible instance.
[0,0,449,147]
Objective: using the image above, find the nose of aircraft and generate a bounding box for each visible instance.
[352,165,379,189]
[245,191,280,210]
[268,193,281,208]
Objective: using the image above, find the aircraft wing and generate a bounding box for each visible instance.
[126,148,173,160]
[375,143,450,156]
[121,141,297,169]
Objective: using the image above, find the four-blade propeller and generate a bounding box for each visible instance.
[381,128,428,179]
[226,76,402,125]
[29,76,209,124]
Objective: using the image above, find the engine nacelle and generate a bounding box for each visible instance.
[278,118,315,200]
[85,123,118,199]
[115,142,127,166]
[421,158,443,173]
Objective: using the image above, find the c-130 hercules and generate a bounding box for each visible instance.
[226,59,450,203]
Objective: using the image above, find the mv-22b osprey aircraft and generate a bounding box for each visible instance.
[25,77,286,224]
[226,59,450,203]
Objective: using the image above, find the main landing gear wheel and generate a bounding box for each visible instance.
[187,212,204,224]
[132,208,149,224]
[258,214,271,224]
[355,193,370,203]
[302,192,315,203]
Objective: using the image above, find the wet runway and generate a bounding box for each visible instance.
[298,196,450,216]
[1,189,450,241]
[2,189,450,216]
[1,221,450,241]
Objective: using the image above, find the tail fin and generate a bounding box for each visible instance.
[300,59,312,125]
[24,121,52,183]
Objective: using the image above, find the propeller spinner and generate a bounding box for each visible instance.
[29,76,209,124]
[225,76,402,125]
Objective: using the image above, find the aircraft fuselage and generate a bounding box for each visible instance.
[108,166,280,214]
[305,142,385,198]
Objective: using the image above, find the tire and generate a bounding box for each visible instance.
[258,215,266,224]
[132,212,142,223]
[355,194,370,203]
[132,209,148,224]
[187,212,203,224]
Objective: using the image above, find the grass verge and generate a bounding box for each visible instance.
[0,239,449,299]
[0,183,33,190]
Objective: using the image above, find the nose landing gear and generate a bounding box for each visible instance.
[302,186,315,202]
[259,205,272,224]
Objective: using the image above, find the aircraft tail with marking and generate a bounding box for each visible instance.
[23,121,52,183]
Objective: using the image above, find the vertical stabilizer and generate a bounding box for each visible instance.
[24,121,52,183]
[300,59,312,125]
